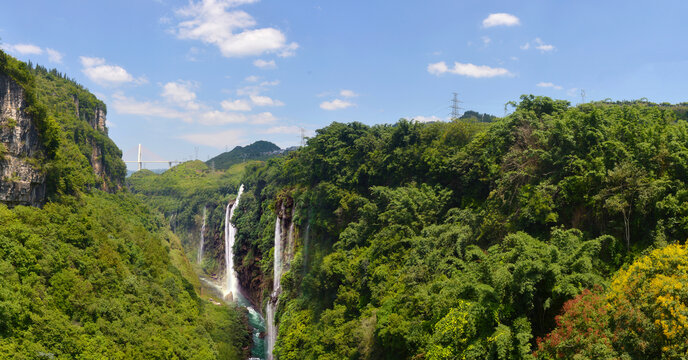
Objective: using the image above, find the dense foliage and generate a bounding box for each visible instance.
[207,140,281,171]
[229,96,688,359]
[30,63,127,190]
[0,53,250,359]
[126,161,247,275]
[459,110,497,122]
[537,244,688,359]
[0,193,250,359]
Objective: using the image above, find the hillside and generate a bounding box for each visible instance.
[127,160,252,277]
[228,96,688,359]
[130,95,688,360]
[207,140,281,171]
[0,51,250,358]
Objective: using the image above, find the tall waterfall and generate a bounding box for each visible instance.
[266,215,281,360]
[273,216,282,292]
[197,206,206,264]
[224,184,244,300]
[266,205,298,360]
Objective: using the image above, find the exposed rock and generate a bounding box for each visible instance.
[0,74,46,207]
[72,94,79,118]
[91,138,107,191]
[94,107,107,134]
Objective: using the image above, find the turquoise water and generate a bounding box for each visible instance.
[200,277,266,359]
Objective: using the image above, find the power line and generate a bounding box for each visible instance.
[450,92,463,119]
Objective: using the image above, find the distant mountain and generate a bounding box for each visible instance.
[206,140,281,170]
[459,110,497,122]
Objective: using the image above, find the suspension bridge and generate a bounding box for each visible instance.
[123,144,183,171]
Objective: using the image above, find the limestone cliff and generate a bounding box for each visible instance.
[0,73,46,207]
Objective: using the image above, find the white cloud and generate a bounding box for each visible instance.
[45,48,63,63]
[111,92,188,121]
[427,61,512,78]
[339,89,358,98]
[175,0,298,58]
[263,125,301,134]
[236,79,279,96]
[179,128,246,149]
[250,94,284,107]
[3,43,43,55]
[2,44,64,63]
[186,46,204,62]
[522,38,555,52]
[481,36,491,46]
[320,99,354,111]
[221,98,252,111]
[251,111,277,124]
[536,82,563,90]
[412,115,444,123]
[161,81,200,110]
[253,59,276,69]
[534,38,554,52]
[278,42,299,57]
[80,56,145,86]
[482,13,520,28]
[244,75,260,82]
[198,110,248,125]
[195,109,277,125]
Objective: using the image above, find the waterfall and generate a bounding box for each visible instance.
[266,214,282,360]
[273,216,282,292]
[224,184,244,300]
[266,205,298,360]
[265,299,276,360]
[197,206,207,264]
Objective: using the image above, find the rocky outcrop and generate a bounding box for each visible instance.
[91,138,107,191]
[89,108,109,188]
[92,108,107,134]
[0,74,46,207]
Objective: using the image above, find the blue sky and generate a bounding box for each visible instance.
[2,0,688,169]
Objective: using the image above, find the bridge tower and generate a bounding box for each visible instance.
[137,144,142,171]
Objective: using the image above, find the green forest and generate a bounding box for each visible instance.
[0,51,250,359]
[4,47,688,359]
[129,94,688,359]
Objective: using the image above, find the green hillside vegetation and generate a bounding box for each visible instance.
[1,51,125,196]
[0,193,249,359]
[207,140,281,171]
[127,161,252,275]
[0,52,250,358]
[228,95,688,359]
[31,63,127,190]
[459,110,497,122]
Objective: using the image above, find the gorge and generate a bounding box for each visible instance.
[4,46,688,359]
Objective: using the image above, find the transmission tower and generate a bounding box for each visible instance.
[300,127,306,147]
[450,92,463,119]
[581,89,586,104]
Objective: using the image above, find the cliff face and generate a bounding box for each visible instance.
[89,114,108,190]
[0,74,46,207]
[236,195,297,310]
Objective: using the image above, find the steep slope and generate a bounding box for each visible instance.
[231,96,688,359]
[123,94,688,359]
[0,50,125,204]
[207,140,281,171]
[0,51,250,358]
[127,160,254,282]
[0,71,46,206]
